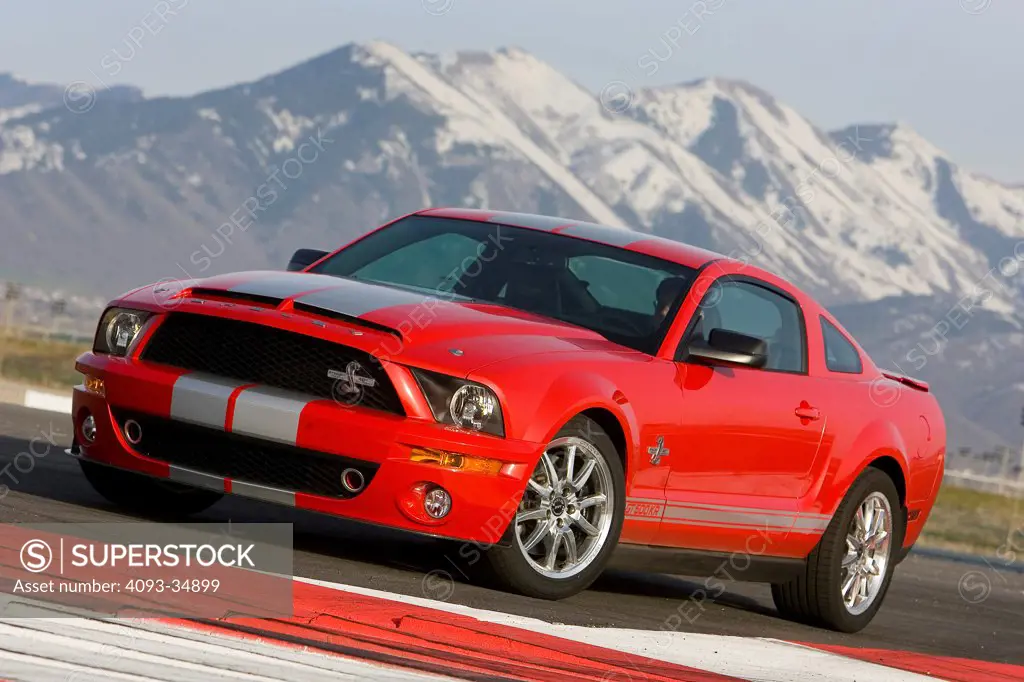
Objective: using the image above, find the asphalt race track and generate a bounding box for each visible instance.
[1,403,1022,666]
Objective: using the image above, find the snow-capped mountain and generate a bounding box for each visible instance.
[438,51,1023,312]
[0,41,1021,447]
[0,73,142,124]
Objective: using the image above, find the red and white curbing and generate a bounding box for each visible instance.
[0,612,446,681]
[4,577,1020,681]
[295,578,1024,681]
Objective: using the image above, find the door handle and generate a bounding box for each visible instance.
[794,405,821,421]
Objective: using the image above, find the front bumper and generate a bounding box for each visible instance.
[72,353,542,545]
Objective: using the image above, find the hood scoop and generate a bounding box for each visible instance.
[184,279,405,339]
[187,287,284,308]
[185,271,346,308]
[292,301,402,338]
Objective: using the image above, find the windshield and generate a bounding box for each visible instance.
[310,215,697,354]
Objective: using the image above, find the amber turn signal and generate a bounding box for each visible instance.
[84,375,106,396]
[409,447,503,476]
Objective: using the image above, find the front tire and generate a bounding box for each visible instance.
[484,416,625,600]
[772,467,902,632]
[80,460,223,518]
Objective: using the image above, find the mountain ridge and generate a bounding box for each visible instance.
[0,41,1021,448]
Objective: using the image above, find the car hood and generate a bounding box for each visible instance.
[123,270,639,375]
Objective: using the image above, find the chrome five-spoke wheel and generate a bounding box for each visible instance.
[515,436,614,579]
[841,491,893,615]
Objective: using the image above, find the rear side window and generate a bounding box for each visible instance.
[821,318,863,374]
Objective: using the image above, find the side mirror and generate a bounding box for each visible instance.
[686,328,768,369]
[287,248,329,272]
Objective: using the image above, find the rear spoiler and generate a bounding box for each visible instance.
[881,370,930,393]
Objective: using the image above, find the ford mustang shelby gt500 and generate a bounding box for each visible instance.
[70,208,945,632]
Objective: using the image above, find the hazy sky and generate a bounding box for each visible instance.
[4,1,1023,182]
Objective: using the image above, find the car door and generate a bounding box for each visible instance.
[654,276,827,553]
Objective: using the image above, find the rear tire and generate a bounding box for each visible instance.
[484,416,625,600]
[80,460,223,518]
[772,467,903,632]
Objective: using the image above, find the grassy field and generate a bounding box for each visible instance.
[917,484,1023,556]
[0,334,87,388]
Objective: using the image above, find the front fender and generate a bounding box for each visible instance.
[471,360,640,463]
[526,370,638,456]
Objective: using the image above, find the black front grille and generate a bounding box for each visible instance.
[142,313,404,415]
[115,411,378,499]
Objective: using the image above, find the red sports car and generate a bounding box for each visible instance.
[70,208,945,632]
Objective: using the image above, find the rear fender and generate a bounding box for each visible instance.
[818,418,911,517]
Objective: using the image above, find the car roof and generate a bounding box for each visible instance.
[418,207,729,270]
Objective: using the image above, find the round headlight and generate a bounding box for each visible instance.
[105,311,145,355]
[448,384,497,431]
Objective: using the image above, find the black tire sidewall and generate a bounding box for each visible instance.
[485,415,626,600]
[816,468,903,632]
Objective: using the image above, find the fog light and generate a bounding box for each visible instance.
[423,486,452,519]
[81,414,97,443]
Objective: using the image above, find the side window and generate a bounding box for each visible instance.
[685,279,806,373]
[821,317,863,374]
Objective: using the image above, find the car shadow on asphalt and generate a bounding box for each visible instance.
[592,570,777,617]
[0,434,121,513]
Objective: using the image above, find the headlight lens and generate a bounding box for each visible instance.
[411,368,505,437]
[94,308,152,357]
[449,384,498,431]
